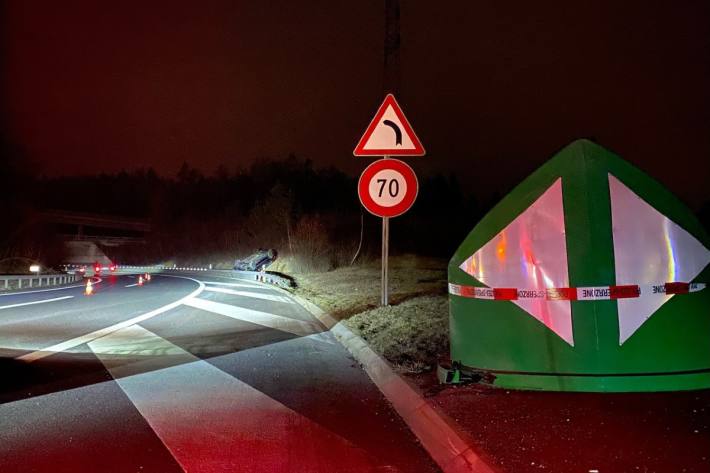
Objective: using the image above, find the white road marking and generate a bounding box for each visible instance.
[0,295,74,310]
[88,324,188,358]
[203,280,261,289]
[306,332,337,346]
[16,276,205,363]
[183,297,321,337]
[204,286,292,303]
[88,325,376,472]
[125,283,140,288]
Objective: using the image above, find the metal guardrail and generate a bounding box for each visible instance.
[0,265,294,291]
[117,265,296,289]
[0,273,83,291]
[228,270,295,289]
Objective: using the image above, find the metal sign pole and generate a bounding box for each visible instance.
[381,155,390,306]
[354,95,424,307]
[382,215,389,306]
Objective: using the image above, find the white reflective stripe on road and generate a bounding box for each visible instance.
[204,286,292,303]
[0,295,74,310]
[203,280,262,289]
[87,325,377,473]
[17,276,205,363]
[88,325,186,358]
[183,297,321,337]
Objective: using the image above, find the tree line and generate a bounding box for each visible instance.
[7,154,482,270]
[3,142,709,272]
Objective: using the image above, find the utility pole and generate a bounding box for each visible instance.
[381,0,400,306]
[384,0,401,96]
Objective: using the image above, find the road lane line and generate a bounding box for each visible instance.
[203,280,261,289]
[183,297,321,337]
[88,325,378,472]
[0,295,74,310]
[16,275,205,363]
[125,283,139,288]
[204,286,292,303]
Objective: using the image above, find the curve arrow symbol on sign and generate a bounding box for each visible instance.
[353,94,425,156]
[382,120,402,146]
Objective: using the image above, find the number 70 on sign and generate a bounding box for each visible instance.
[358,159,418,218]
[376,178,399,199]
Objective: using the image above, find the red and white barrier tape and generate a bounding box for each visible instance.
[448,282,706,301]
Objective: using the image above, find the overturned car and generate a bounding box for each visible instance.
[234,248,278,272]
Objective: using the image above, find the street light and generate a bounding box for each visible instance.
[29,264,40,287]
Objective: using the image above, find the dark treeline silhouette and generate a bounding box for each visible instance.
[0,136,68,270]
[3,147,709,272]
[31,155,482,270]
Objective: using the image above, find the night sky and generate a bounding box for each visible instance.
[2,1,709,205]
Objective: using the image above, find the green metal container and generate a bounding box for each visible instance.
[448,139,710,392]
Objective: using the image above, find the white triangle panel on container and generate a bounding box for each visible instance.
[460,179,574,345]
[609,174,710,344]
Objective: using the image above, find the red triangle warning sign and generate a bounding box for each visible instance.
[353,94,425,156]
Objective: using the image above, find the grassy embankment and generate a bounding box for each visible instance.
[280,255,450,373]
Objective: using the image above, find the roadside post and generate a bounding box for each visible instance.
[354,94,425,305]
[29,264,40,287]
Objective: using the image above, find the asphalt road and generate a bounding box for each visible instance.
[0,272,440,473]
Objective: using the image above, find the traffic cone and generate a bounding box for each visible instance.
[145,273,151,282]
[138,275,144,286]
[85,279,93,296]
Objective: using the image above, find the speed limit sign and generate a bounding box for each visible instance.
[358,159,418,218]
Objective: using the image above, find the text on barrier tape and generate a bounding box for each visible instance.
[448,282,706,301]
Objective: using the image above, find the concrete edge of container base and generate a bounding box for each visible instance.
[457,365,710,393]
